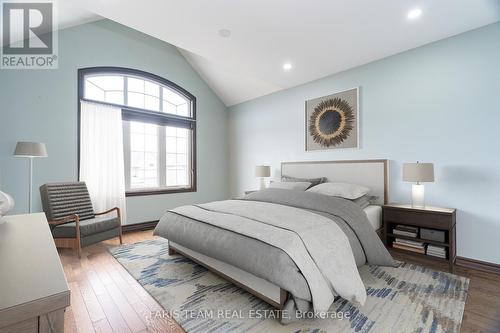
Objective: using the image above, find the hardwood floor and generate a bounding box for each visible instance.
[60,230,500,333]
[59,230,184,333]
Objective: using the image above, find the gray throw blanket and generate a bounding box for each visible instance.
[242,189,395,267]
[155,189,396,321]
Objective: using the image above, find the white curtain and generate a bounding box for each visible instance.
[79,101,127,223]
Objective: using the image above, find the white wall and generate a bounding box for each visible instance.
[228,23,500,264]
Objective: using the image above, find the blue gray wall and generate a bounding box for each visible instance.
[0,20,229,224]
[228,23,500,264]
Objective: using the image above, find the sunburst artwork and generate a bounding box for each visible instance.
[305,87,359,150]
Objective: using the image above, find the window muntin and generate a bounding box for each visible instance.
[162,87,189,116]
[129,122,159,189]
[122,121,193,191]
[83,74,193,118]
[79,67,196,196]
[165,126,190,186]
[84,75,125,105]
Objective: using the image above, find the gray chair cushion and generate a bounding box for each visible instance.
[52,216,120,238]
[40,182,95,222]
[81,228,121,248]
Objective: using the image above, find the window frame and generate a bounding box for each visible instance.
[77,67,197,196]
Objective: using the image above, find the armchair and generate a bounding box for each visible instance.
[40,182,122,258]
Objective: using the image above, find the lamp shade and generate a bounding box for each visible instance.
[403,162,434,182]
[14,142,48,158]
[255,165,271,178]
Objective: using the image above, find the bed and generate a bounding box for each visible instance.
[365,205,383,231]
[154,159,395,321]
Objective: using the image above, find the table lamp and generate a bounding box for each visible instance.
[255,165,270,190]
[403,162,434,208]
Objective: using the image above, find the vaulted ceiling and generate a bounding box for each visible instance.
[30,1,500,106]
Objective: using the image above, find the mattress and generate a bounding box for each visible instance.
[364,205,382,230]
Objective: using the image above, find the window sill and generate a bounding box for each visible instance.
[125,187,196,197]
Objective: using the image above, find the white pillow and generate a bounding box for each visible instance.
[268,181,312,191]
[306,182,370,199]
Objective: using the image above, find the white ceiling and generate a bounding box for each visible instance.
[178,48,283,107]
[17,1,500,106]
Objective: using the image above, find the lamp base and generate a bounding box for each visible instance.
[259,178,267,191]
[411,184,425,208]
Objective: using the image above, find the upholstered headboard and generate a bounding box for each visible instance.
[281,159,389,204]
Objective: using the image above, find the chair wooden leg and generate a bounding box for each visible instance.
[76,237,81,259]
[117,208,123,245]
[77,241,81,259]
[76,218,81,259]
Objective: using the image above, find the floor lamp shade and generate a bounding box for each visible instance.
[14,142,48,158]
[13,142,48,213]
[403,162,434,208]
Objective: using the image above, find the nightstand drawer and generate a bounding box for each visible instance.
[384,209,452,229]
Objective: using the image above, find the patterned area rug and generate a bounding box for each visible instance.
[110,239,469,333]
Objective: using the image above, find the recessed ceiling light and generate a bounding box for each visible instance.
[218,29,231,38]
[282,62,293,71]
[407,8,422,20]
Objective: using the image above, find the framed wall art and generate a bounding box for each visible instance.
[305,87,359,151]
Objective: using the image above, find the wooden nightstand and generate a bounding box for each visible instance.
[383,204,456,272]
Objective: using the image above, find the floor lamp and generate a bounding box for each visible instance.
[14,142,48,213]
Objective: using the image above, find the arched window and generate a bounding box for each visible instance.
[78,67,196,195]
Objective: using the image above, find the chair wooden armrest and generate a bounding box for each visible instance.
[95,207,120,216]
[95,207,122,226]
[48,214,80,226]
[94,207,123,244]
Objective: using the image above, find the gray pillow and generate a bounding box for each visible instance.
[268,181,312,191]
[366,195,380,204]
[352,195,370,209]
[351,195,380,209]
[281,175,326,189]
[306,182,370,199]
